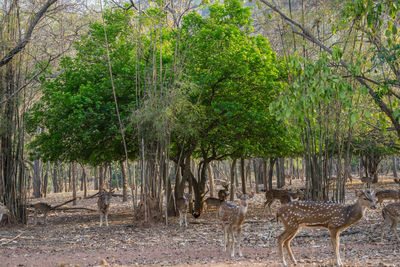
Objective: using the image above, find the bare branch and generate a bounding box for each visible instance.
[0,0,58,67]
[258,0,400,138]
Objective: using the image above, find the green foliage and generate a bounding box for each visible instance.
[177,0,297,159]
[27,9,139,165]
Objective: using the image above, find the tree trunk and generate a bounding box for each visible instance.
[52,162,59,193]
[94,166,99,190]
[393,156,398,178]
[81,165,87,197]
[33,159,41,198]
[230,159,237,201]
[240,158,246,194]
[208,163,215,197]
[99,165,104,191]
[72,162,77,206]
[43,163,49,197]
[268,158,276,190]
[120,161,128,202]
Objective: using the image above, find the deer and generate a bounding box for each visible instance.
[361,176,373,189]
[276,189,376,267]
[28,197,82,224]
[219,191,254,258]
[380,202,400,243]
[98,190,113,227]
[203,185,229,213]
[0,202,9,222]
[264,188,303,215]
[176,193,192,227]
[375,186,400,206]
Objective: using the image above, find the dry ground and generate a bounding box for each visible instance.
[1,179,400,267]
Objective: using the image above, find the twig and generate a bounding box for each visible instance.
[0,232,24,246]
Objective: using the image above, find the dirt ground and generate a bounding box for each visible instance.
[1,179,400,267]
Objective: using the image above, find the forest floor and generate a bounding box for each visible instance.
[1,178,400,267]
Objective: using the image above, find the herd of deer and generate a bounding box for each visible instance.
[175,183,400,266]
[2,182,398,266]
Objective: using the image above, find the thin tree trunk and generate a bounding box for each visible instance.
[230,159,237,201]
[120,161,127,202]
[208,163,214,197]
[240,158,246,194]
[393,156,398,178]
[72,162,77,206]
[33,159,41,198]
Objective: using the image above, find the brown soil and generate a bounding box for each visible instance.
[0,179,399,267]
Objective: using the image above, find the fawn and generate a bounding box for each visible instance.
[219,191,254,258]
[176,193,192,227]
[264,189,302,215]
[98,190,113,227]
[276,189,376,267]
[203,187,228,212]
[380,202,400,243]
[375,186,400,206]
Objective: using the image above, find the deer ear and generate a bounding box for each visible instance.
[354,189,362,196]
[236,192,242,198]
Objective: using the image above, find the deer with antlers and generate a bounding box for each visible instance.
[380,202,400,243]
[219,191,254,258]
[276,189,376,267]
[98,190,113,227]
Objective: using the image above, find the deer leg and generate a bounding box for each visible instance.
[99,213,103,227]
[381,217,389,243]
[105,212,109,227]
[179,211,182,227]
[329,230,342,266]
[278,229,295,267]
[223,224,228,251]
[237,227,243,257]
[184,212,188,227]
[229,227,235,258]
[391,219,399,242]
[284,229,299,265]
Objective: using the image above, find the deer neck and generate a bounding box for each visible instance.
[345,199,365,225]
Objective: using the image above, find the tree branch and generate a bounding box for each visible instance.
[259,0,400,138]
[0,0,58,68]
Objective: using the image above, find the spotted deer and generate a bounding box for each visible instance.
[176,193,192,227]
[361,176,373,189]
[375,186,400,206]
[264,189,302,215]
[203,186,229,212]
[29,197,78,224]
[98,190,113,227]
[276,189,376,267]
[219,191,254,258]
[380,202,400,243]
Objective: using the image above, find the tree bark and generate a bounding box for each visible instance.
[393,156,398,178]
[230,159,237,201]
[33,159,41,198]
[120,161,128,202]
[240,158,246,194]
[72,162,77,206]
